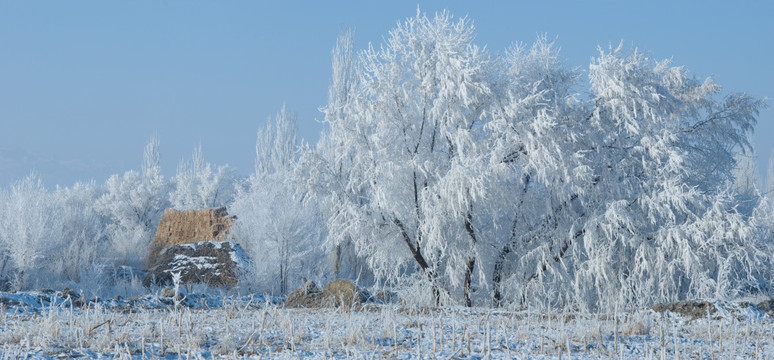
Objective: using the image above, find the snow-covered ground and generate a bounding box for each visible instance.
[1,290,773,359]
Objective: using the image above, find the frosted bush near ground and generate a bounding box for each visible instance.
[1,298,772,359]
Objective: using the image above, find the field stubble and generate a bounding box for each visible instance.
[1,296,773,359]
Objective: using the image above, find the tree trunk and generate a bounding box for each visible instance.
[333,244,342,277]
[492,244,511,307]
[280,264,286,295]
[0,253,9,290]
[393,216,441,306]
[491,194,581,307]
[463,257,475,307]
[0,253,8,275]
[16,269,24,291]
[463,207,477,307]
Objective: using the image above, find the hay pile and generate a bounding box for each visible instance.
[284,281,325,308]
[284,279,369,309]
[148,207,235,265]
[143,241,249,289]
[144,207,246,289]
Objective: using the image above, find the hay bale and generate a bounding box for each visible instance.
[284,280,325,308]
[148,207,235,265]
[322,279,367,308]
[143,241,249,289]
[284,279,368,309]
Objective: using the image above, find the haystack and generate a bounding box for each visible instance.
[143,241,249,289]
[148,207,235,265]
[284,279,369,309]
[322,279,368,308]
[284,280,325,308]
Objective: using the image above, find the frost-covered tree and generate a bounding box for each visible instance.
[485,43,767,310]
[0,174,58,290]
[485,37,588,307]
[567,45,766,309]
[298,29,372,282]
[169,145,234,210]
[306,11,494,305]
[232,106,325,295]
[96,136,169,267]
[307,11,769,309]
[48,181,108,285]
[254,106,298,177]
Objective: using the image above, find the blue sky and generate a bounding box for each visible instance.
[1,1,772,187]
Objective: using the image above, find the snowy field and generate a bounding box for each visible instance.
[1,291,773,359]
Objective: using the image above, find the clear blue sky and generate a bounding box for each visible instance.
[1,1,771,187]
